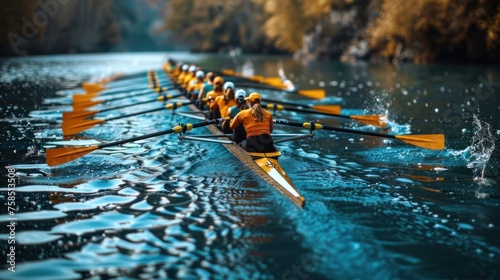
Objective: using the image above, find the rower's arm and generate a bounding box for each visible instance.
[209,98,219,111]
[230,113,242,130]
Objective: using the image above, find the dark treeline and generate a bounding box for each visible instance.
[1,0,499,63]
[162,0,500,63]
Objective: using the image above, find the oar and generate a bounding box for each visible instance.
[81,71,158,92]
[72,89,173,111]
[274,120,445,150]
[265,103,387,127]
[209,69,325,99]
[163,100,200,110]
[47,117,229,166]
[63,93,184,121]
[218,69,279,86]
[78,75,171,96]
[73,86,172,103]
[81,73,170,95]
[76,82,170,99]
[233,82,325,99]
[63,106,170,135]
[262,98,341,113]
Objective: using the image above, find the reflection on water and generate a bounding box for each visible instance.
[0,53,499,279]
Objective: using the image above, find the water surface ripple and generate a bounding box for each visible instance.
[1,53,499,279]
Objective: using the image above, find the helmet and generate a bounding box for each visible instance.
[235,89,246,102]
[214,76,224,85]
[196,70,204,78]
[189,65,196,73]
[182,64,189,71]
[245,92,261,103]
[223,82,235,91]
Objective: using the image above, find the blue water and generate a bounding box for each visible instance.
[1,52,499,279]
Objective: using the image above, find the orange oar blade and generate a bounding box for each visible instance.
[46,146,99,166]
[222,69,235,76]
[297,89,325,99]
[350,115,388,128]
[73,93,99,102]
[311,105,341,115]
[62,119,105,136]
[72,100,103,111]
[395,134,445,150]
[62,110,99,121]
[263,77,283,84]
[263,77,286,89]
[82,83,106,93]
[247,75,264,82]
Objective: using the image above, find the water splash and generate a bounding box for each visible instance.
[363,90,390,119]
[466,115,495,182]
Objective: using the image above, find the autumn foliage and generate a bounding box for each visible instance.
[162,0,500,63]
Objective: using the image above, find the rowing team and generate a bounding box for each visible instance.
[163,60,276,153]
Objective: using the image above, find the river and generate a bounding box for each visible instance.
[0,52,499,279]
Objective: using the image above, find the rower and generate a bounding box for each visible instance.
[197,71,215,103]
[225,89,248,144]
[163,58,176,75]
[210,82,237,133]
[205,76,224,119]
[186,70,205,100]
[176,64,189,86]
[230,92,274,152]
[182,65,197,89]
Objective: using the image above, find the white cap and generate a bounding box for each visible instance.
[195,70,204,78]
[235,89,246,101]
[189,65,196,73]
[182,64,189,71]
[223,82,235,91]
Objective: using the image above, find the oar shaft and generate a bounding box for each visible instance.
[274,120,396,139]
[98,128,175,148]
[263,99,317,108]
[98,98,160,113]
[230,82,282,91]
[97,79,171,96]
[321,125,396,139]
[98,118,225,148]
[84,89,154,104]
[105,106,166,121]
[267,104,348,119]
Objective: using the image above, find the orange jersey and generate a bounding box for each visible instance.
[206,89,223,102]
[187,78,202,93]
[163,62,175,74]
[230,108,273,138]
[177,72,186,84]
[210,96,237,118]
[182,73,194,88]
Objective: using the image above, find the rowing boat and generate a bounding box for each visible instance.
[163,72,306,207]
[47,64,445,209]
